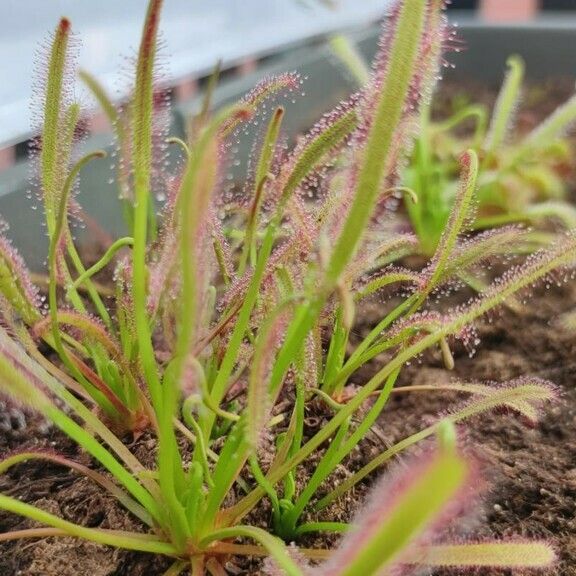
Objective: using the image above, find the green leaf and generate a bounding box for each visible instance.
[0,238,41,325]
[411,149,479,310]
[326,0,427,284]
[0,328,159,518]
[317,449,467,576]
[131,0,164,411]
[41,18,73,232]
[316,379,557,510]
[279,108,357,214]
[484,55,525,155]
[329,34,370,86]
[0,495,175,555]
[417,542,555,568]
[238,106,285,274]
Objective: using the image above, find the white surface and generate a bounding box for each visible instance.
[0,0,393,148]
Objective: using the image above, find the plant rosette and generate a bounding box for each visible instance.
[0,1,573,574]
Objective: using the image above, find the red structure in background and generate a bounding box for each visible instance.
[0,148,15,171]
[480,0,539,21]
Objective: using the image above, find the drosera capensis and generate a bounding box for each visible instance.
[332,33,576,256]
[0,0,572,573]
[405,53,576,256]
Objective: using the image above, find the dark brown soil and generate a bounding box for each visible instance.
[0,430,175,575]
[1,79,576,575]
[374,279,576,575]
[2,277,574,575]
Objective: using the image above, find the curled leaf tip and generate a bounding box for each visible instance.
[59,17,71,32]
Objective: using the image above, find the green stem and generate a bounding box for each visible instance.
[200,526,303,576]
[71,237,134,291]
[0,495,174,555]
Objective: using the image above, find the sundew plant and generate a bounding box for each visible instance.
[405,54,576,255]
[0,1,572,574]
[331,32,576,256]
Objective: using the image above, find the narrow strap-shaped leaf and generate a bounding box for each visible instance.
[223,232,575,523]
[321,306,349,391]
[0,335,159,518]
[33,309,139,398]
[0,495,175,555]
[47,151,121,415]
[191,59,222,138]
[79,69,133,200]
[238,106,285,275]
[171,107,254,500]
[279,109,356,213]
[23,338,160,502]
[326,0,427,284]
[200,217,277,443]
[354,269,419,301]
[508,92,576,167]
[246,300,292,451]
[175,130,219,372]
[221,72,299,136]
[315,379,557,510]
[79,69,124,135]
[282,416,352,535]
[341,233,418,284]
[249,52,423,437]
[329,34,370,86]
[313,449,467,576]
[484,55,524,155]
[50,102,81,231]
[0,452,152,526]
[175,103,252,371]
[41,17,72,225]
[0,237,41,325]
[415,542,555,568]
[131,0,164,410]
[412,149,478,310]
[201,420,250,531]
[443,225,527,278]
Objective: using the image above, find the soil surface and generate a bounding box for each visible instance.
[1,280,575,575]
[1,80,576,575]
[373,280,576,575]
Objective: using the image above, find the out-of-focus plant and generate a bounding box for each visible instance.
[0,1,571,574]
[332,37,576,256]
[405,54,576,255]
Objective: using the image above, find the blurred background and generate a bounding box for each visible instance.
[0,0,575,267]
[452,0,576,8]
[0,0,392,150]
[1,0,575,152]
